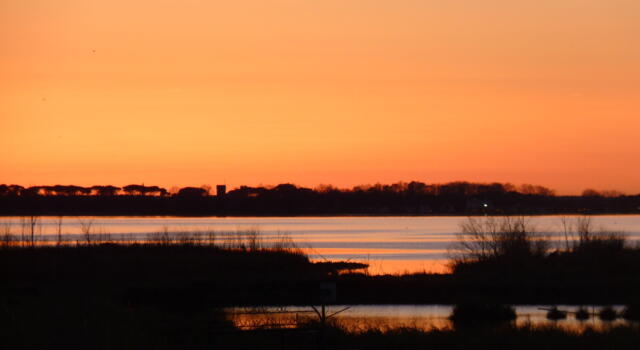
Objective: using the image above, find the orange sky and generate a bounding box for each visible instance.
[1,1,639,194]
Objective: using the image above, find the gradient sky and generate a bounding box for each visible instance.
[1,1,639,194]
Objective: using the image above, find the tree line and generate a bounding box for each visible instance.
[0,181,579,198]
[0,181,638,216]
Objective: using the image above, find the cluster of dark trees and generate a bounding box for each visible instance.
[0,184,171,197]
[0,182,556,197]
[0,181,638,216]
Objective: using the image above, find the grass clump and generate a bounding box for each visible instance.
[449,302,516,328]
[598,306,618,321]
[546,306,567,321]
[575,307,591,321]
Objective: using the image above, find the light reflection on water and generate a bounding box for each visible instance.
[1,215,639,274]
[226,305,634,332]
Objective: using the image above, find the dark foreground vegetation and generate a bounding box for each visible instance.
[448,216,640,304]
[247,323,640,350]
[3,241,640,350]
[2,181,639,216]
[0,240,351,349]
[3,216,640,349]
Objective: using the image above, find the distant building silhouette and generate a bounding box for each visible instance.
[216,185,226,197]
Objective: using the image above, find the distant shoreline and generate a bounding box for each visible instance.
[2,181,638,216]
[2,212,640,218]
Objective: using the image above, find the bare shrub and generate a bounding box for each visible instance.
[78,219,94,245]
[94,226,112,244]
[232,230,246,250]
[147,226,175,245]
[17,216,40,247]
[55,216,64,246]
[189,227,217,247]
[244,228,261,251]
[26,216,40,247]
[271,232,301,254]
[178,231,202,246]
[159,226,174,245]
[222,229,256,250]
[20,217,28,246]
[451,216,547,265]
[206,229,216,247]
[559,216,626,252]
[1,222,14,248]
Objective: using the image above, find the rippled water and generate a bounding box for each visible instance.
[227,304,633,331]
[2,215,639,274]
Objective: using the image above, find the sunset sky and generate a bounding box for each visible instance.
[2,1,639,194]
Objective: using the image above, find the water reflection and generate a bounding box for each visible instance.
[226,305,634,332]
[1,215,639,274]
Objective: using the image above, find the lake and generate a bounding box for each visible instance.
[2,215,639,274]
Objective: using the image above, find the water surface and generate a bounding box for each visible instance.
[2,215,639,274]
[228,304,633,331]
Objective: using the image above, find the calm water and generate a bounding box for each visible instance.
[228,304,633,331]
[2,215,640,274]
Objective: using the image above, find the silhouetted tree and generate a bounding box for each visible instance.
[601,190,624,198]
[177,187,207,197]
[582,189,602,197]
[519,184,555,196]
[91,185,121,196]
[200,185,212,196]
[142,186,168,196]
[0,184,8,196]
[7,185,24,196]
[123,185,146,196]
[227,186,267,198]
[49,185,90,196]
[23,187,43,197]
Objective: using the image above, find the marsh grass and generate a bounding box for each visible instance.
[1,221,14,247]
[0,218,303,257]
[290,320,640,350]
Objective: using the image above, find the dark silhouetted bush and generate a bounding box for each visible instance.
[599,306,619,321]
[546,306,567,321]
[575,307,591,321]
[449,302,516,328]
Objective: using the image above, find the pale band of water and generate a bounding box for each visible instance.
[1,215,639,274]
